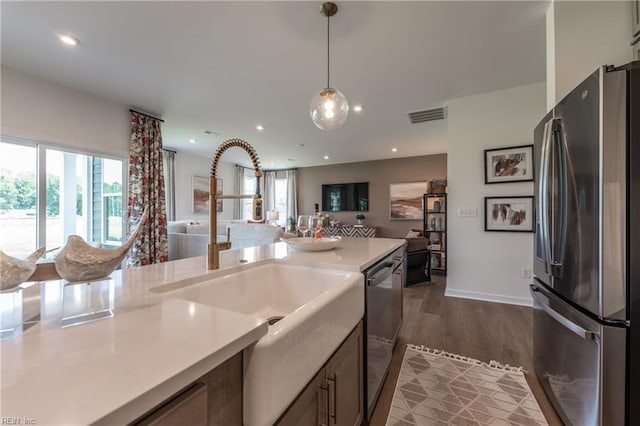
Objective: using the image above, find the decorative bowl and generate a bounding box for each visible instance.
[281,237,342,252]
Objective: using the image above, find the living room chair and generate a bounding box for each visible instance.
[404,233,430,287]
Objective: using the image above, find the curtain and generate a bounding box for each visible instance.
[285,169,298,223]
[162,150,176,221]
[233,165,244,219]
[127,111,168,266]
[263,170,277,213]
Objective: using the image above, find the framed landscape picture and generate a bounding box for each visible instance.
[484,196,534,232]
[192,176,222,214]
[389,182,426,220]
[484,145,534,184]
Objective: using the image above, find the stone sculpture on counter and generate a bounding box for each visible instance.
[54,207,149,282]
[0,247,46,291]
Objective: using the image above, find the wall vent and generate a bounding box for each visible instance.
[408,106,447,124]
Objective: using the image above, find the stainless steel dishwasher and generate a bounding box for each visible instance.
[364,247,404,420]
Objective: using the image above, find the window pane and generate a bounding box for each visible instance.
[102,159,123,245]
[0,142,37,256]
[242,176,254,220]
[274,179,287,226]
[46,149,89,251]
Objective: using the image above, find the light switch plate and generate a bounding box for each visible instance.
[458,208,477,217]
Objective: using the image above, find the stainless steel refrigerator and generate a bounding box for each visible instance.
[531,61,639,425]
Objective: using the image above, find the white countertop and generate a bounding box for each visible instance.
[0,237,404,425]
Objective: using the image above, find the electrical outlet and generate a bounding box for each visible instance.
[522,267,532,278]
[458,208,477,217]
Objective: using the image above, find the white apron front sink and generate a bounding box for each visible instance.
[164,262,364,426]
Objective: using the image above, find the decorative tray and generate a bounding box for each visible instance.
[281,236,342,252]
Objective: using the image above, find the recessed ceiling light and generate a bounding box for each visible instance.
[58,34,78,46]
[392,148,397,152]
[287,158,295,162]
[189,139,197,144]
[204,130,220,136]
[256,125,264,131]
[353,105,363,112]
[324,155,330,160]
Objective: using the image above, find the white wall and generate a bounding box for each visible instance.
[1,66,130,158]
[174,152,235,221]
[546,1,633,109]
[446,83,546,306]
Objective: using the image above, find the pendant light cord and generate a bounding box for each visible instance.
[326,12,330,89]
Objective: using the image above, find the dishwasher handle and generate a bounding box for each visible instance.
[366,261,394,287]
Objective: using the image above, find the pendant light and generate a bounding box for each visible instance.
[310,2,349,130]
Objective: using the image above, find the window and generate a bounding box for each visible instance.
[241,168,256,220]
[273,177,288,226]
[0,139,125,257]
[0,143,38,256]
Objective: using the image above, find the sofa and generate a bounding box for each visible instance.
[167,220,285,261]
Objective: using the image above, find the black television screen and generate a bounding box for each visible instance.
[321,182,369,212]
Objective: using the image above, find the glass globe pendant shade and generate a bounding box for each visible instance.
[310,88,349,130]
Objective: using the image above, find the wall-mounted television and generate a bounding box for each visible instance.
[321,182,369,212]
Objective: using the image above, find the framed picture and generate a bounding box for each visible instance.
[192,176,222,214]
[484,145,534,184]
[484,196,534,232]
[389,182,426,220]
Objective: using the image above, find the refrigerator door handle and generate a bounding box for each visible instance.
[539,119,553,275]
[532,287,598,340]
[550,118,567,277]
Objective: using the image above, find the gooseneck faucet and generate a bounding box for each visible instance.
[208,138,263,270]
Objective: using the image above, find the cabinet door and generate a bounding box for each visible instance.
[277,368,328,426]
[325,322,363,426]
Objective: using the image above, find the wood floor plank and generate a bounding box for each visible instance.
[368,277,563,426]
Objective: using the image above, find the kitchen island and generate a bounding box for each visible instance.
[0,238,404,425]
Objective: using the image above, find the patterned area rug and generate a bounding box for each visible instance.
[386,345,548,426]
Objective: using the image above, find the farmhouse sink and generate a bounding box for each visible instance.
[166,262,364,426]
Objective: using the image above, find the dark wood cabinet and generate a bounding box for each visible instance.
[326,321,364,426]
[277,322,363,426]
[277,369,328,426]
[132,353,242,426]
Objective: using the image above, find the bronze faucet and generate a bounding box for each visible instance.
[208,138,263,270]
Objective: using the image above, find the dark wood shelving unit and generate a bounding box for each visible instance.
[423,193,447,276]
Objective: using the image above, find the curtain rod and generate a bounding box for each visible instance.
[235,164,298,172]
[129,109,165,123]
[162,148,177,154]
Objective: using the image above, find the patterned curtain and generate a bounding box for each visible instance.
[162,149,176,221]
[127,111,168,266]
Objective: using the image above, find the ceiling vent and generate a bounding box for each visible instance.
[408,106,447,124]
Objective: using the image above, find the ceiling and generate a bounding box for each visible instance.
[1,1,548,168]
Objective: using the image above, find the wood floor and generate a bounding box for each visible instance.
[368,276,563,426]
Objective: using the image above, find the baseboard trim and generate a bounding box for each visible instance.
[444,288,533,307]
